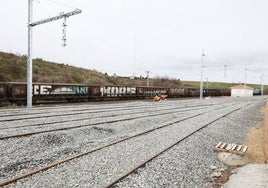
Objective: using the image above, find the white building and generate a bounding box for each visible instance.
[230,84,254,97]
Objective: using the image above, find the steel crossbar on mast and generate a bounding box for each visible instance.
[29,9,82,27]
[27,0,81,107]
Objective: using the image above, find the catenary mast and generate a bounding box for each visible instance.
[27,0,81,107]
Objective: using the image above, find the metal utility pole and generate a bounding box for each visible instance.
[206,77,208,89]
[204,64,232,77]
[27,0,81,107]
[146,71,150,87]
[200,50,205,99]
[224,64,227,77]
[27,0,33,107]
[132,36,136,78]
[244,68,247,96]
[260,74,264,96]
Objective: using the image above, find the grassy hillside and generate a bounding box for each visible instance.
[0,52,184,87]
[0,52,111,85]
[0,51,267,92]
[182,80,264,90]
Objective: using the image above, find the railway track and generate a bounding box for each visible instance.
[0,104,158,121]
[0,99,253,187]
[0,102,184,120]
[0,102,227,139]
[0,100,223,122]
[104,105,245,187]
[0,101,172,118]
[0,103,215,129]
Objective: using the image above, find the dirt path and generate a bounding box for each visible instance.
[246,103,268,163]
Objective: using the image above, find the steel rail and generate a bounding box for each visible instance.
[0,102,166,118]
[0,105,212,140]
[0,104,156,122]
[104,104,249,187]
[0,103,211,131]
[0,101,212,122]
[0,105,227,187]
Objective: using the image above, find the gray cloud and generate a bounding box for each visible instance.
[0,0,267,84]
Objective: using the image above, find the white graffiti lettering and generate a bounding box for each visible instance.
[33,85,52,95]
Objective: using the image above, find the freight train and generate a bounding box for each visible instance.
[0,82,231,105]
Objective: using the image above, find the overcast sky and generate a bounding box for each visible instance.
[1,0,268,85]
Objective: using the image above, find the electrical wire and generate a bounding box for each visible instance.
[33,0,62,20]
[46,0,78,10]
[32,0,79,31]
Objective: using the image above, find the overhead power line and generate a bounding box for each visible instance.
[47,0,78,9]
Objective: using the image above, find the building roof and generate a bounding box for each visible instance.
[230,84,254,90]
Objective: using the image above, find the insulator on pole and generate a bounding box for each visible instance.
[62,16,67,47]
[26,6,81,107]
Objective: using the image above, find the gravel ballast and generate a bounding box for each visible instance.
[0,97,266,187]
[115,98,265,187]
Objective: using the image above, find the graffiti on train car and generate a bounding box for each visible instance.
[100,86,136,96]
[33,85,88,95]
[33,85,52,95]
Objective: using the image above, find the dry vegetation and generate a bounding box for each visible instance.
[0,52,182,87]
[0,51,267,91]
[246,105,268,163]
